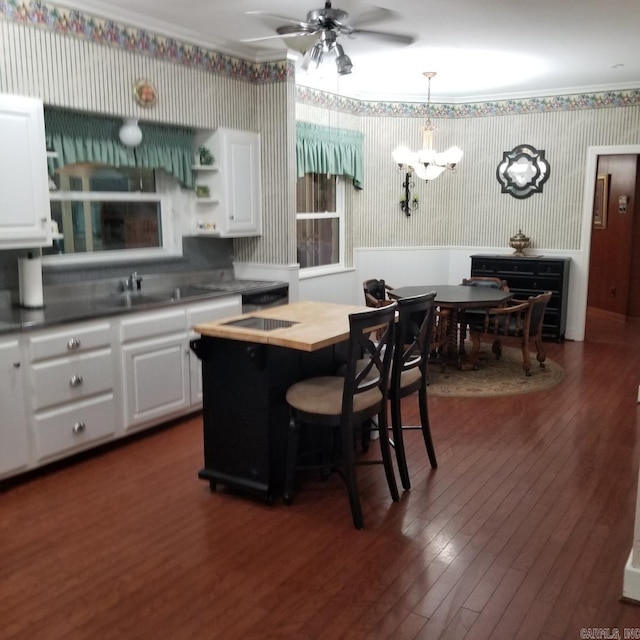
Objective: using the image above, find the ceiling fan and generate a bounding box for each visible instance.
[243,2,415,75]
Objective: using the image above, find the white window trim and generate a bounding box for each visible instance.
[296,176,345,272]
[43,176,180,266]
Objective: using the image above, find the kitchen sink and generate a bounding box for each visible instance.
[92,286,219,310]
[93,292,175,309]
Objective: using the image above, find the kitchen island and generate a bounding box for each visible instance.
[192,301,367,502]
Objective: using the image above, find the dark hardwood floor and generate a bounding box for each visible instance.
[2,314,640,639]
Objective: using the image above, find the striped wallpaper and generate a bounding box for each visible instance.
[358,106,640,252]
[2,8,640,267]
[0,18,295,265]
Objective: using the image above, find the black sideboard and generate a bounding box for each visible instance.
[470,254,571,341]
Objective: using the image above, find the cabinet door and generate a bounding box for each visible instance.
[0,339,29,478]
[122,334,190,430]
[215,128,262,236]
[0,94,51,248]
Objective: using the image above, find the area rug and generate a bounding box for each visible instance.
[427,345,564,398]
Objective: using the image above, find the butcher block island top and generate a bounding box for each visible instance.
[194,301,371,352]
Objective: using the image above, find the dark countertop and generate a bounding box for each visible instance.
[0,280,288,335]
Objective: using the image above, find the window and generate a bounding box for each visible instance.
[45,163,170,259]
[296,173,344,272]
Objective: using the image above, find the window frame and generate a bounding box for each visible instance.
[43,170,179,266]
[296,174,345,278]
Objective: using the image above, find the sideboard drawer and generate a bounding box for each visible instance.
[535,260,566,276]
[494,259,536,276]
[508,276,564,295]
[470,258,496,274]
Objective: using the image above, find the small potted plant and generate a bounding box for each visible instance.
[198,145,214,166]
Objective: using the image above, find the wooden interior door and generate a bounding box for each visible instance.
[587,154,638,318]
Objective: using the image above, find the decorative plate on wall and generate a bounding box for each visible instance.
[497,144,550,199]
[133,79,157,108]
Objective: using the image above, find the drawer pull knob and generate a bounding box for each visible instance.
[13,361,20,368]
[67,338,81,350]
[70,374,84,387]
[72,421,86,435]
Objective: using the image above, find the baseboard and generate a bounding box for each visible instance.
[622,550,640,603]
[587,306,627,322]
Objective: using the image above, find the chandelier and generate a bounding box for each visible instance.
[392,72,463,183]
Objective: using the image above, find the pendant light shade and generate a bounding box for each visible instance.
[119,118,143,147]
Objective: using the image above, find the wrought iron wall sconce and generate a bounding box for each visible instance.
[497,144,550,199]
[400,171,419,216]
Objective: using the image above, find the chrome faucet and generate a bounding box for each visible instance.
[121,272,143,292]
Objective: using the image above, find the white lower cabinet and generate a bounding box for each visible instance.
[0,339,29,479]
[26,320,116,463]
[0,295,242,480]
[121,333,190,430]
[119,297,241,431]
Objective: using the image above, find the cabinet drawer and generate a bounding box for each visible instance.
[494,260,536,276]
[535,261,566,276]
[33,393,116,461]
[31,349,113,410]
[120,308,186,342]
[508,276,562,294]
[29,322,111,362]
[470,258,496,274]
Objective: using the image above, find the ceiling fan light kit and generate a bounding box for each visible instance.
[244,1,414,76]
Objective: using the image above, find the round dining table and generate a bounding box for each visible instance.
[389,284,514,368]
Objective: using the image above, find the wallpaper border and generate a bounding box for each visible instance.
[0,0,291,83]
[2,0,639,117]
[297,86,640,118]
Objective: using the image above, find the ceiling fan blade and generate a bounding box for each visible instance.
[346,28,416,46]
[245,10,310,28]
[276,24,319,37]
[241,32,314,43]
[348,6,398,29]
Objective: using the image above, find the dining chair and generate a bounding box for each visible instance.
[461,276,511,349]
[461,276,509,290]
[468,291,552,375]
[389,292,438,491]
[283,303,399,530]
[363,278,394,308]
[366,279,448,370]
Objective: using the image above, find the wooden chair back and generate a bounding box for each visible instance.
[462,276,510,291]
[363,279,394,308]
[469,291,553,375]
[388,292,438,489]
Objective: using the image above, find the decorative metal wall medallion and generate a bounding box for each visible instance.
[497,144,550,199]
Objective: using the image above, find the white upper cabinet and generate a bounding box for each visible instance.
[193,128,262,237]
[0,94,52,248]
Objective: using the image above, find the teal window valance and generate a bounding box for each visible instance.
[44,108,195,189]
[296,122,364,190]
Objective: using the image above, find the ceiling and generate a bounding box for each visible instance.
[60,0,640,102]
